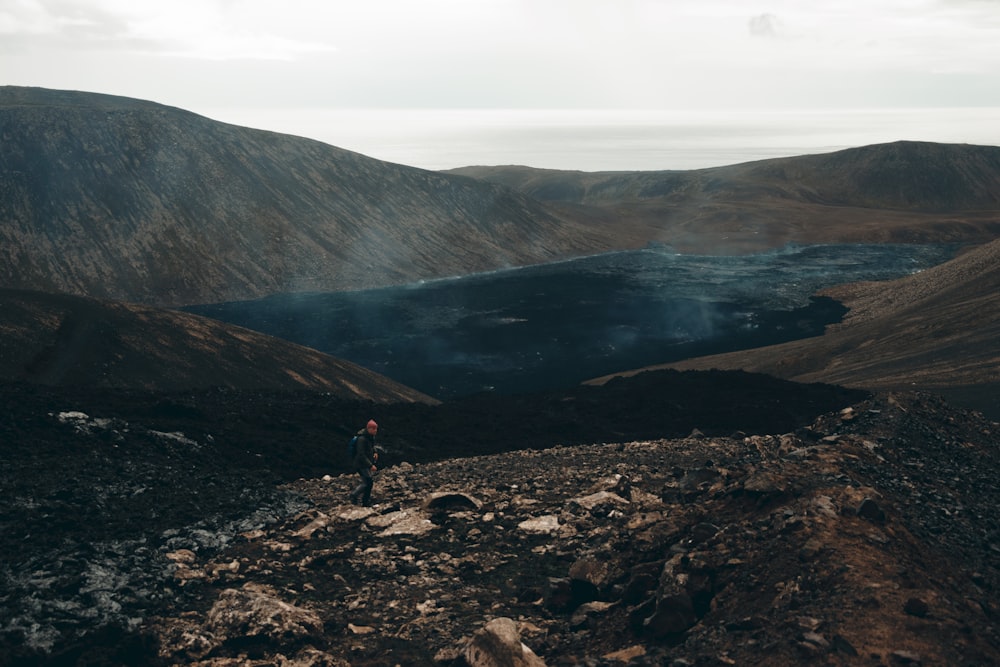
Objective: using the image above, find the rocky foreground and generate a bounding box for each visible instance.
[2,378,997,666]
[137,392,1000,666]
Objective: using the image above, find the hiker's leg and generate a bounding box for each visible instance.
[351,469,370,504]
[360,468,374,506]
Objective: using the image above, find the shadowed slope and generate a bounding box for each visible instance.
[0,289,437,402]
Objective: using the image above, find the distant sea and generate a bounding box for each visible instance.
[200,106,1000,172]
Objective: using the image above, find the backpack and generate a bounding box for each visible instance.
[348,435,359,459]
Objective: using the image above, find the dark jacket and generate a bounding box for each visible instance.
[351,429,377,471]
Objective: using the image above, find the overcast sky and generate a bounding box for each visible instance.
[3,1,999,168]
[5,0,1000,110]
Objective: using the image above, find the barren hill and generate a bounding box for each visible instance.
[0,289,435,402]
[449,141,1000,253]
[0,87,621,307]
[590,239,1000,417]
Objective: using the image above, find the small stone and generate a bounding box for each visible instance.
[743,471,788,495]
[348,623,376,635]
[423,491,483,511]
[569,556,612,590]
[890,649,922,664]
[799,538,823,561]
[166,549,197,564]
[642,594,697,638]
[464,617,546,667]
[857,498,886,523]
[904,597,929,617]
[518,515,561,534]
[570,601,614,630]
[603,645,646,662]
[206,585,323,644]
[802,631,829,648]
[832,635,858,656]
[291,513,330,540]
[795,616,821,631]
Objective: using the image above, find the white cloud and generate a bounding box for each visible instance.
[1,0,338,60]
[748,13,782,38]
[2,0,999,109]
[124,4,338,62]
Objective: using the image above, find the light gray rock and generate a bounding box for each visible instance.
[463,617,547,667]
[366,509,437,536]
[517,515,560,534]
[568,491,630,515]
[206,583,324,644]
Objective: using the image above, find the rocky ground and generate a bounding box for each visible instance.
[2,374,998,665]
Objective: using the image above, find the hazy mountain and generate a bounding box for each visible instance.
[0,288,436,402]
[0,87,622,307]
[448,141,1000,253]
[5,85,1000,404]
[5,87,1000,310]
[591,238,1000,417]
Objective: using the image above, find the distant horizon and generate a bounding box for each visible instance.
[7,2,999,172]
[197,105,1000,172]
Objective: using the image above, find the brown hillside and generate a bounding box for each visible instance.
[0,87,623,307]
[0,289,437,402]
[5,87,1000,310]
[589,239,1000,417]
[450,142,1000,254]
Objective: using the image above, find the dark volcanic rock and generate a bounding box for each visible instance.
[3,378,999,666]
[622,238,1000,419]
[140,390,1000,667]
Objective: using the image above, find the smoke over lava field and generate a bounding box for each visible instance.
[185,244,957,399]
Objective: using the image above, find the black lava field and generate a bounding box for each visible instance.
[185,244,958,399]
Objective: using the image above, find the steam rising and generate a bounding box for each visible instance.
[186,244,958,399]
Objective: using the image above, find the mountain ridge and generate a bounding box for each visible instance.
[448,140,1000,210]
[5,87,1000,307]
[0,87,622,307]
[448,142,1000,253]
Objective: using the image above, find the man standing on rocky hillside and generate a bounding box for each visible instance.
[349,419,379,507]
